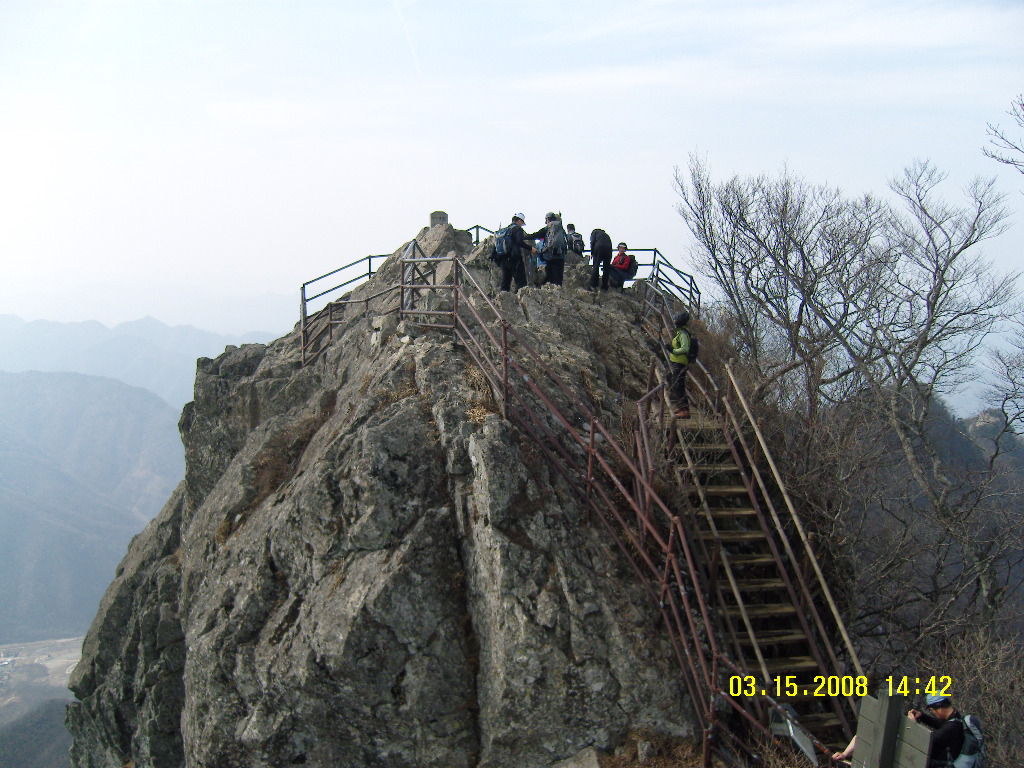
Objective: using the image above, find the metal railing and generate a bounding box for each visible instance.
[298,225,698,363]
[298,233,858,764]
[467,224,495,245]
[635,278,860,753]
[396,247,856,765]
[300,253,393,364]
[398,256,723,754]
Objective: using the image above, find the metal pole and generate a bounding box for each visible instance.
[300,285,308,364]
[501,322,509,419]
[585,415,596,524]
[452,258,460,334]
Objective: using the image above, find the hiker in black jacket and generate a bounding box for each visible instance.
[589,228,613,291]
[527,212,567,286]
[909,695,965,768]
[499,213,529,293]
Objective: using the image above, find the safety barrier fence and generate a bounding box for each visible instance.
[299,226,698,362]
[468,226,701,311]
[300,252,393,364]
[299,233,859,764]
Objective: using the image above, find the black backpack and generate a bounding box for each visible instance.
[688,334,699,361]
[568,232,585,255]
[624,254,639,279]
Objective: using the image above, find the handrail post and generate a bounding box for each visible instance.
[501,322,509,419]
[452,257,460,332]
[300,284,308,365]
[585,415,596,524]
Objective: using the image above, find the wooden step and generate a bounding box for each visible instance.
[768,687,830,701]
[735,629,807,645]
[762,655,820,673]
[687,463,739,473]
[732,578,787,591]
[726,553,776,567]
[699,530,766,543]
[687,443,732,453]
[700,485,748,496]
[709,507,757,519]
[724,603,797,618]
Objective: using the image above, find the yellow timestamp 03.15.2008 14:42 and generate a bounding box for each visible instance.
[727,674,952,699]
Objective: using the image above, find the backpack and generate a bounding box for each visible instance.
[624,254,639,279]
[568,232,585,255]
[611,252,639,279]
[952,715,986,768]
[544,221,567,258]
[688,334,699,361]
[494,225,515,260]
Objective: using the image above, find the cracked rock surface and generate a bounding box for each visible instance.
[67,225,691,768]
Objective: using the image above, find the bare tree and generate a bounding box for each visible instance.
[923,628,1024,765]
[675,157,1024,670]
[985,93,1024,175]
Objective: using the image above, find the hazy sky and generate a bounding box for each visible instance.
[2,0,1022,335]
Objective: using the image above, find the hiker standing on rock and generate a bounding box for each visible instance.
[527,212,568,286]
[497,213,529,293]
[665,311,695,419]
[566,223,585,258]
[589,228,613,291]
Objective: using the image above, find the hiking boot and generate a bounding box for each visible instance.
[674,408,690,419]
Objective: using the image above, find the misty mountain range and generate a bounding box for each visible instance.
[0,372,183,643]
[0,315,275,644]
[0,314,275,410]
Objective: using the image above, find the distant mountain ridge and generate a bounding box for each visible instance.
[0,315,276,410]
[0,372,184,643]
[0,371,183,517]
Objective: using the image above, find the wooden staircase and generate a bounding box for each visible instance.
[670,411,852,749]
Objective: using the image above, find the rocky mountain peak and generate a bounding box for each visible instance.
[67,224,690,768]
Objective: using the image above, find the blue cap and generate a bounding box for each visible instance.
[925,693,951,707]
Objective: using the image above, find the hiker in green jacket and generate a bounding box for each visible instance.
[666,311,694,419]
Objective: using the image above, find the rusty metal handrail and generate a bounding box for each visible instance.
[299,236,849,764]
[638,267,860,745]
[378,246,812,764]
[722,363,863,678]
[436,259,723,738]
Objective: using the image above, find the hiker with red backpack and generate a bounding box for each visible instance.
[608,242,639,290]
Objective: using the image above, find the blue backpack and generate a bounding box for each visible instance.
[494,225,515,260]
[952,715,986,768]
